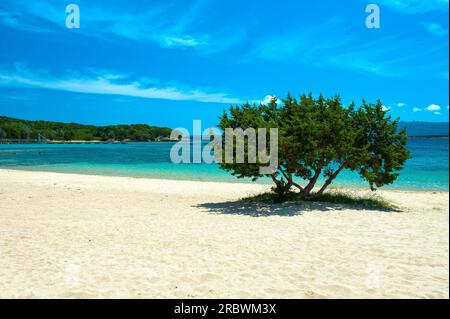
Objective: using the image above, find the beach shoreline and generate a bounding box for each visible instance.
[2,166,448,192]
[0,169,448,298]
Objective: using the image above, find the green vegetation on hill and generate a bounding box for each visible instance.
[0,116,172,141]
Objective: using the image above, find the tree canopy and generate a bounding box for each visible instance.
[218,93,411,198]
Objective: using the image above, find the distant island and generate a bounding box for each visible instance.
[399,121,449,138]
[0,116,173,143]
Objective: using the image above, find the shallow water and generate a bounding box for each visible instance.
[0,138,448,191]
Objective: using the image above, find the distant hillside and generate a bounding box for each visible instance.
[399,121,449,137]
[0,116,172,142]
[1,116,447,141]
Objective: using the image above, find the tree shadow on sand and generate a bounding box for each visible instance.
[195,201,337,217]
[195,191,400,217]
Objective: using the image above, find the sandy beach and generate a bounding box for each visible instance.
[0,168,448,298]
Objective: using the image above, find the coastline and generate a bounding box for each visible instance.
[0,168,448,298]
[2,166,449,192]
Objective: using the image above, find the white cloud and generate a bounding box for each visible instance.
[161,36,206,48]
[433,111,441,115]
[250,20,395,77]
[0,65,241,104]
[412,107,422,112]
[382,105,390,111]
[260,95,280,105]
[423,23,449,36]
[397,102,406,107]
[379,0,449,13]
[250,17,447,78]
[0,1,243,53]
[425,104,441,111]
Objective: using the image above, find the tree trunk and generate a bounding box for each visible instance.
[270,173,291,200]
[317,165,345,195]
[301,168,322,196]
[279,168,291,186]
[291,180,304,192]
[286,174,293,188]
[280,168,304,192]
[270,173,283,188]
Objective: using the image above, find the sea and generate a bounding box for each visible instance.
[0,138,448,191]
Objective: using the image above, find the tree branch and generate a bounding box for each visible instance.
[302,168,322,196]
[291,180,304,191]
[317,164,345,195]
[279,168,290,183]
[278,166,304,191]
[270,173,283,187]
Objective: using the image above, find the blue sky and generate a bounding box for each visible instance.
[0,0,448,129]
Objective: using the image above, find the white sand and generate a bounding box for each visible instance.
[0,169,448,298]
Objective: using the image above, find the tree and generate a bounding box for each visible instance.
[0,127,6,139]
[217,93,411,198]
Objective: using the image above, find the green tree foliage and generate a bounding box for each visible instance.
[218,99,280,181]
[354,100,411,191]
[218,93,411,198]
[0,116,172,142]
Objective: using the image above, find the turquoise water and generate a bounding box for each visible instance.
[0,138,448,191]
